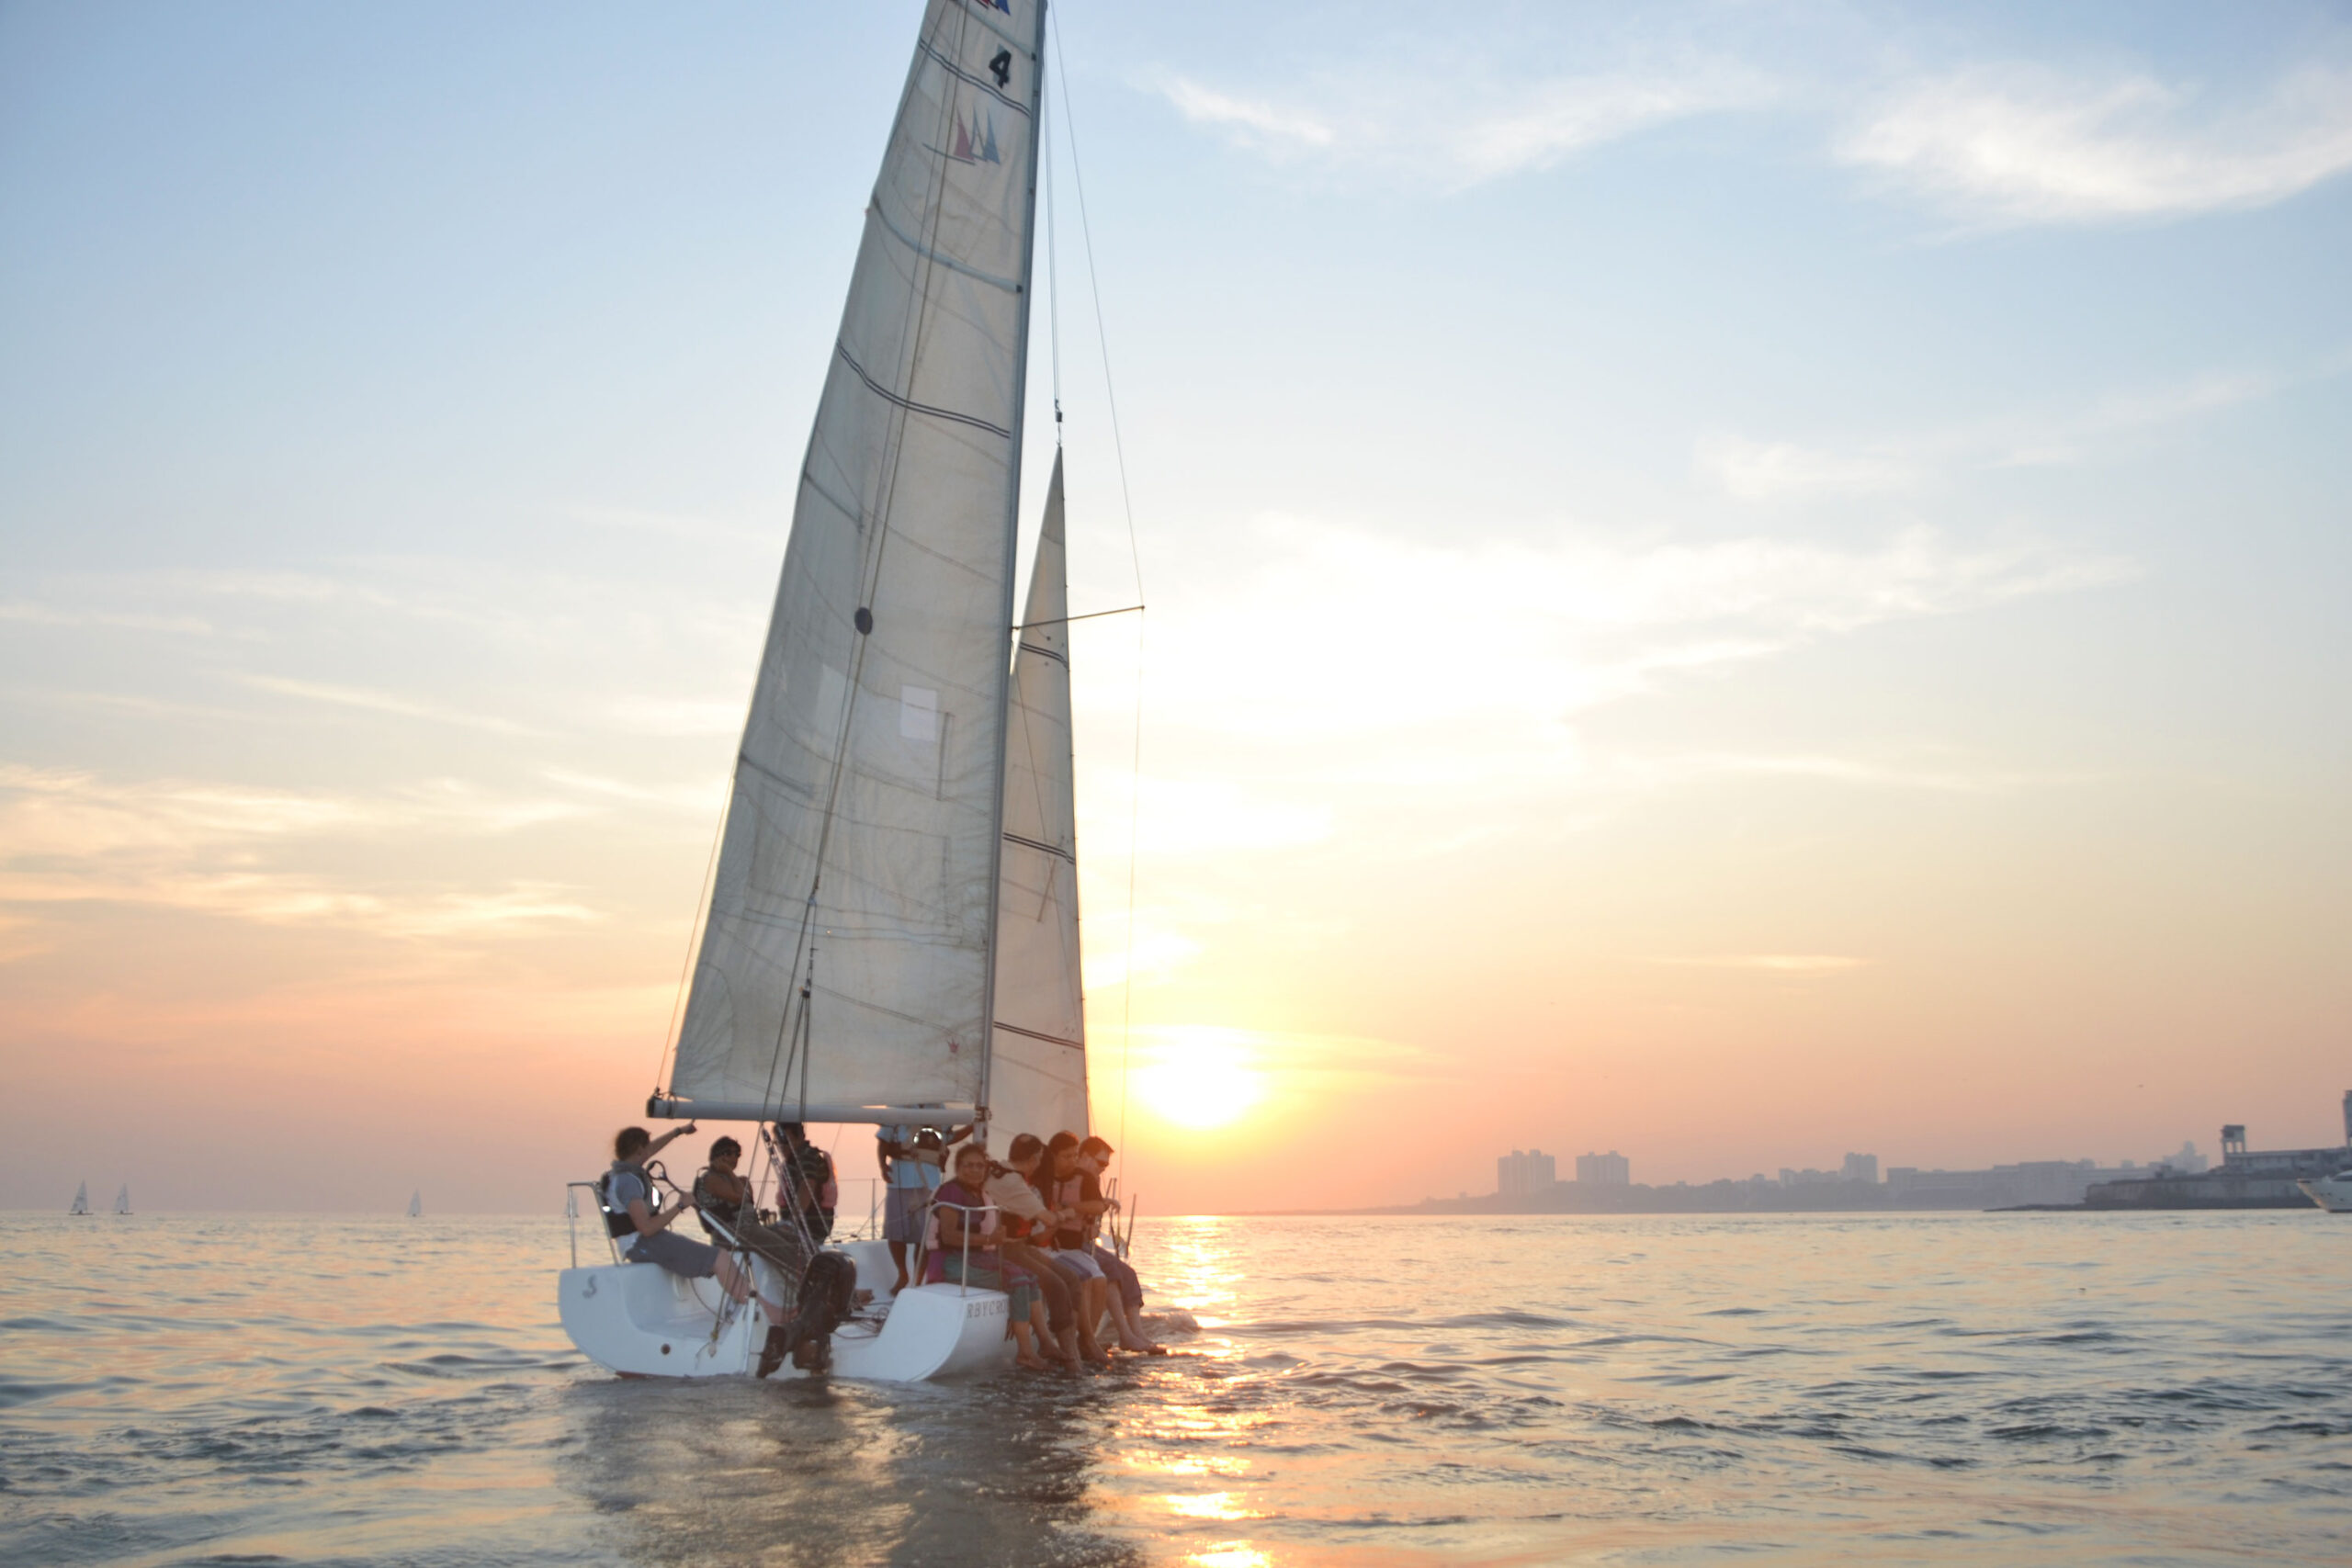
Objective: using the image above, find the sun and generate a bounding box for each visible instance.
[1128,1028,1264,1130]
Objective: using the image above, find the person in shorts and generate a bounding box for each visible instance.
[877,1113,968,1293]
[604,1125,765,1319]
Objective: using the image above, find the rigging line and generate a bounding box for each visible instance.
[650,781,733,1096]
[1048,3,1144,604]
[1015,603,1143,628]
[1117,611,1142,1178]
[1044,61,1063,443]
[1048,3,1148,1185]
[755,0,978,1117]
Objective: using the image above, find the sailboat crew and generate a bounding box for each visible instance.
[695,1135,811,1287]
[604,1125,775,1328]
[879,1112,970,1294]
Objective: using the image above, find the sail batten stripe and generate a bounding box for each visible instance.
[837,344,1012,440]
[993,1020,1084,1052]
[1015,639,1067,665]
[918,39,1032,118]
[1002,829,1073,863]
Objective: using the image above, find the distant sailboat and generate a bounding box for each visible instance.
[69,1182,89,1216]
[114,1185,131,1216]
[408,1190,423,1219]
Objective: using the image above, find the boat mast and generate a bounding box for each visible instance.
[974,0,1050,1142]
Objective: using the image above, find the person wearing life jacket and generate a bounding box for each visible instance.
[603,1125,775,1332]
[1078,1134,1162,1354]
[984,1133,1089,1369]
[694,1135,812,1283]
[1034,1132,1114,1364]
[766,1122,839,1242]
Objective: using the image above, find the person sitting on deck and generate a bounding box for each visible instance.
[984,1134,1092,1367]
[928,1143,1054,1370]
[603,1126,775,1329]
[766,1122,839,1241]
[693,1135,812,1286]
[1075,1134,1163,1355]
[1035,1133,1117,1359]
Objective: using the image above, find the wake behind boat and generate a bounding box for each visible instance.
[559,0,1129,1385]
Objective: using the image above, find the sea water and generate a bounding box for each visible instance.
[2,1212,2346,1566]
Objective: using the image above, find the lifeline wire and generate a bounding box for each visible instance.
[1048,5,1148,1179]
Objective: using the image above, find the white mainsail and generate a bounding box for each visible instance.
[986,453,1090,1145]
[69,1182,89,1216]
[408,1190,423,1218]
[662,0,1046,1123]
[114,1185,130,1215]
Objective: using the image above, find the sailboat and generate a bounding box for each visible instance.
[560,0,1093,1383]
[114,1185,131,1216]
[69,1182,89,1216]
[408,1190,423,1219]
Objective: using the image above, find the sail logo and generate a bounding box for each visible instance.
[948,108,1001,165]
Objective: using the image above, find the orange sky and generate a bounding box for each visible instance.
[5,3,2349,1213]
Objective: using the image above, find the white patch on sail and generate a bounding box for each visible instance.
[899,685,940,741]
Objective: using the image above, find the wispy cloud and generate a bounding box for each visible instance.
[1137,518,2130,751]
[1157,58,1769,187]
[1654,953,1867,975]
[0,764,600,942]
[1605,750,2090,795]
[1697,438,1921,502]
[1840,62,2352,226]
[1701,364,2286,502]
[242,675,548,736]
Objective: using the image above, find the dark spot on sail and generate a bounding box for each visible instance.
[854,607,874,634]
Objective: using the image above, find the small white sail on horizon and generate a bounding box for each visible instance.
[987,452,1090,1145]
[114,1185,130,1216]
[69,1182,89,1216]
[408,1190,422,1219]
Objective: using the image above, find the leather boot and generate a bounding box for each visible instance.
[757,1325,789,1379]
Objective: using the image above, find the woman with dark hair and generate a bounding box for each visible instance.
[929,1143,1054,1370]
[983,1134,1090,1365]
[1034,1131,1114,1362]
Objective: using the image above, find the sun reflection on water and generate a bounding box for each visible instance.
[1187,1545,1272,1568]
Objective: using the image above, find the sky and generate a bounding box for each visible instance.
[2,0,2347,1214]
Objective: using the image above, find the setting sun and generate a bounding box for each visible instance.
[1128,1028,1265,1130]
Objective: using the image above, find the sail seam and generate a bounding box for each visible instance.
[994,1020,1085,1051]
[870,198,1022,294]
[1002,829,1074,863]
[1015,638,1067,665]
[837,343,1012,440]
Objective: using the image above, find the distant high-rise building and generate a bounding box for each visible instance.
[1576,1150,1630,1187]
[1498,1148,1555,1197]
[2342,1089,2350,1146]
[1842,1153,1879,1185]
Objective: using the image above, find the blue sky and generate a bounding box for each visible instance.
[2,1,2347,1210]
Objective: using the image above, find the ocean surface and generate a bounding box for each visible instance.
[3,1211,2347,1567]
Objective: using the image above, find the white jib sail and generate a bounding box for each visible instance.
[69,1182,88,1215]
[986,453,1089,1146]
[666,0,1046,1120]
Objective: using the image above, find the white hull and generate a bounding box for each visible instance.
[559,1237,1018,1382]
[2299,1173,2352,1213]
